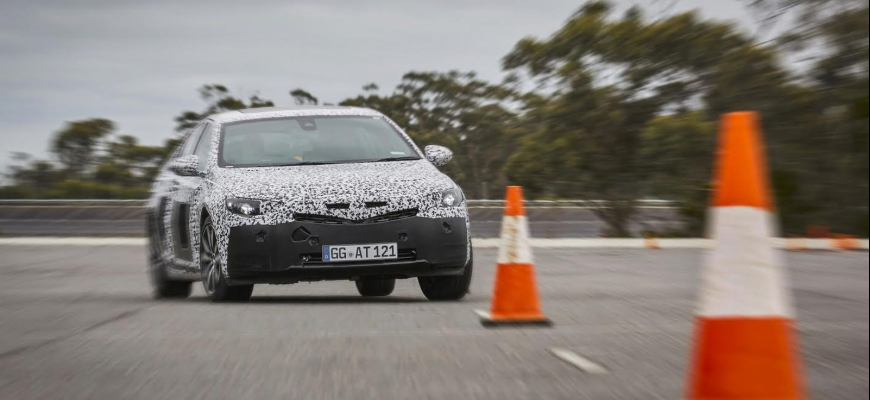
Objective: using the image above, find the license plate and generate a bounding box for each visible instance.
[322,243,398,262]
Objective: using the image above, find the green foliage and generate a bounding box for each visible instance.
[3,117,177,199]
[501,3,775,236]
[51,118,115,177]
[855,97,869,119]
[640,112,716,198]
[289,89,318,105]
[770,169,818,234]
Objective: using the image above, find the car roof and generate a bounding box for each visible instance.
[236,105,354,114]
[207,105,382,124]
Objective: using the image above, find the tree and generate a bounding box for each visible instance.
[339,83,413,127]
[2,118,172,199]
[104,135,170,183]
[174,84,275,132]
[290,89,318,105]
[505,3,754,235]
[743,0,865,40]
[742,1,868,234]
[51,118,115,178]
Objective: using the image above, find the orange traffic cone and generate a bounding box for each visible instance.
[644,232,661,249]
[477,186,550,327]
[685,112,804,400]
[831,234,859,252]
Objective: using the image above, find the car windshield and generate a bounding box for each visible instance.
[219,116,420,167]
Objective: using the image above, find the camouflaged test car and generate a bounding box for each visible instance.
[146,106,472,302]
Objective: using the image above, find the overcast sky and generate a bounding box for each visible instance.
[0,0,753,171]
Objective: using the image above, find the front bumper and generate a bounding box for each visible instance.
[225,216,468,284]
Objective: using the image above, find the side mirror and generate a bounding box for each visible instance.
[424,145,453,167]
[169,155,201,177]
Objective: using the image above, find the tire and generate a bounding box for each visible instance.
[201,216,253,302]
[418,249,473,301]
[355,278,396,297]
[148,218,191,299]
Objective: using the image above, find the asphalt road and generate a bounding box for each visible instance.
[0,207,681,237]
[0,245,866,400]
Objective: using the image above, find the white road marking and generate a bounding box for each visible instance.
[549,348,608,374]
[0,237,866,249]
[0,237,147,246]
[0,219,140,222]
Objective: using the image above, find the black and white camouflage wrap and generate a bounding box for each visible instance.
[167,154,199,177]
[148,107,470,280]
[423,145,453,167]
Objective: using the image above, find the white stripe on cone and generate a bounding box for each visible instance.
[699,206,793,318]
[497,215,533,265]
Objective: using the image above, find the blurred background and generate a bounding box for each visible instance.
[1,0,867,237]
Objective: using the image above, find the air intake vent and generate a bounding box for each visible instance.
[294,208,418,225]
[325,203,350,210]
[291,226,312,241]
[365,201,387,208]
[368,208,419,223]
[293,213,348,225]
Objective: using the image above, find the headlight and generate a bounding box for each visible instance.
[225,198,262,217]
[439,188,464,207]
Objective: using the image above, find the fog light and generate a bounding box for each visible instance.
[308,237,320,246]
[438,188,464,208]
[442,222,452,233]
[225,198,262,217]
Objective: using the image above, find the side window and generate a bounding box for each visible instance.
[181,124,205,156]
[193,124,212,172]
[160,125,200,171]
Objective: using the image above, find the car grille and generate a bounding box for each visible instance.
[325,203,350,210]
[301,248,417,266]
[325,201,387,210]
[294,208,419,225]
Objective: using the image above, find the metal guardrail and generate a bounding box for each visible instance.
[0,199,148,207]
[466,199,677,208]
[0,199,678,208]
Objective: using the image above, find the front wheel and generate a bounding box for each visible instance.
[418,250,473,301]
[201,216,253,302]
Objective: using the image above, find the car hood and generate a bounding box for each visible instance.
[212,160,457,218]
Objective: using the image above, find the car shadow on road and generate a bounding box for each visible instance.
[245,295,428,304]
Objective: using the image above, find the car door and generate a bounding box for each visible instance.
[169,123,208,266]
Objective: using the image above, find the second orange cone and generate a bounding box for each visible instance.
[478,186,550,327]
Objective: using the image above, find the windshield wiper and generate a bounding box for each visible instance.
[272,161,334,166]
[369,156,422,162]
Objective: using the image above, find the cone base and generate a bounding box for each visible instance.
[686,317,802,400]
[475,309,552,328]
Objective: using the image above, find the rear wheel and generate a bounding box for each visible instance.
[355,278,396,297]
[418,250,473,301]
[151,259,192,299]
[149,218,191,299]
[201,216,253,302]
